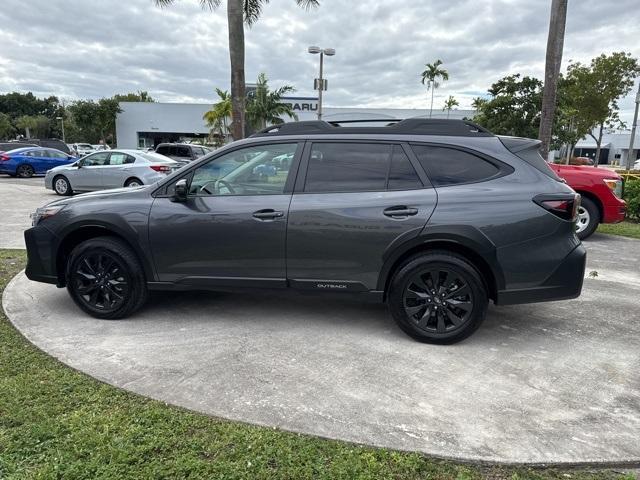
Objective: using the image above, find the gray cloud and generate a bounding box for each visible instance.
[0,0,639,120]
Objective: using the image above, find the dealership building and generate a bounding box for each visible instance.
[115,98,475,150]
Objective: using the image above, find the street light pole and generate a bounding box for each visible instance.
[308,46,335,121]
[56,116,66,143]
[626,83,640,171]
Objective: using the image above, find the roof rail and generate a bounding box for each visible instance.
[250,118,493,137]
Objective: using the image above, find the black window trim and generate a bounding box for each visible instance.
[408,142,514,188]
[152,140,305,198]
[293,139,431,194]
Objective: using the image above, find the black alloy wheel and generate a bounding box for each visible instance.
[67,237,148,319]
[388,251,488,344]
[17,164,35,178]
[70,251,130,312]
[403,267,474,334]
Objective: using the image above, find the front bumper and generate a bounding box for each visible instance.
[24,225,60,285]
[602,198,626,224]
[496,243,586,305]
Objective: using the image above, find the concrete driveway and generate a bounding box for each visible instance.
[4,233,640,464]
[0,176,56,248]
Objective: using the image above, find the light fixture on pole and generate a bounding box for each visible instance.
[308,46,335,120]
[56,116,66,143]
[626,83,640,171]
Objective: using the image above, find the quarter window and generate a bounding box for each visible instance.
[189,143,298,196]
[411,145,500,186]
[304,143,391,193]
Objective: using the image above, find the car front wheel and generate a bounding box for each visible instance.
[388,251,488,344]
[66,237,148,319]
[53,175,73,196]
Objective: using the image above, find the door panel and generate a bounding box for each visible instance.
[73,152,110,190]
[148,141,302,285]
[286,190,437,290]
[149,195,291,283]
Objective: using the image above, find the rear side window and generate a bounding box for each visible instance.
[514,147,562,181]
[156,146,170,155]
[176,146,191,158]
[305,143,391,193]
[109,153,135,165]
[411,145,500,187]
[388,146,422,190]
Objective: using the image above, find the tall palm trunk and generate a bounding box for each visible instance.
[227,0,245,140]
[538,0,568,158]
[430,83,434,118]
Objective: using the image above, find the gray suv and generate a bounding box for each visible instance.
[24,119,586,344]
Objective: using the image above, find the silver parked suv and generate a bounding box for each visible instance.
[26,119,586,344]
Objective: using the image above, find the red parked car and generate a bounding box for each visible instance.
[549,164,626,239]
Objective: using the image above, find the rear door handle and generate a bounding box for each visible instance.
[252,209,284,220]
[383,206,418,218]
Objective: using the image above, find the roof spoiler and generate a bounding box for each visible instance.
[498,136,542,154]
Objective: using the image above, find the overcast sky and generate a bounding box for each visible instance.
[1,0,639,120]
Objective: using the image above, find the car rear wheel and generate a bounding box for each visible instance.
[53,175,73,196]
[124,178,143,187]
[388,251,488,344]
[575,197,599,240]
[66,237,148,319]
[16,164,35,178]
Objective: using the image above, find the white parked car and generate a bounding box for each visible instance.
[634,158,640,170]
[72,143,96,157]
[45,149,180,196]
[92,144,111,151]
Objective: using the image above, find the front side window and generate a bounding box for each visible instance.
[188,143,298,196]
[81,152,110,166]
[411,145,500,187]
[304,143,391,193]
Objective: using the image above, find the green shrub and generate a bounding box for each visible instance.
[623,178,640,219]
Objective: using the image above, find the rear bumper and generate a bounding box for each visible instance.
[24,226,60,285]
[496,243,586,305]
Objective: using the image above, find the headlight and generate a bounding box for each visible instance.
[603,179,623,198]
[30,205,66,226]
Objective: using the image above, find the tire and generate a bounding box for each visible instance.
[53,175,73,196]
[66,237,148,320]
[16,164,35,178]
[575,197,599,240]
[388,251,488,345]
[124,178,143,187]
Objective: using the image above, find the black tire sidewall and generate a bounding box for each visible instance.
[125,178,142,187]
[576,197,599,240]
[388,252,488,344]
[17,165,34,177]
[66,237,147,319]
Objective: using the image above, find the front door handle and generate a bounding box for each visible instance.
[252,209,284,220]
[383,206,418,218]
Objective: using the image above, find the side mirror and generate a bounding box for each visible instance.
[172,178,188,202]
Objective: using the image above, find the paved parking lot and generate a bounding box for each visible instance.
[0,176,56,248]
[2,174,640,464]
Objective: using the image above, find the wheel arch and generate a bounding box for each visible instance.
[55,224,154,286]
[124,177,143,187]
[378,228,503,302]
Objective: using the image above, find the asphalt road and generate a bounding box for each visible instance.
[0,176,56,249]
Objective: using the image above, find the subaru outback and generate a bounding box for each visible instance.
[24,119,586,344]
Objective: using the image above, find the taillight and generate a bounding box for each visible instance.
[534,193,581,221]
[0,154,10,161]
[150,165,171,173]
[603,178,623,198]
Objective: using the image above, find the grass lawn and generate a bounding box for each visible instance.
[0,248,636,479]
[597,221,640,240]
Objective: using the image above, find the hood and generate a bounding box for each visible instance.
[47,162,79,173]
[550,164,621,179]
[45,185,150,208]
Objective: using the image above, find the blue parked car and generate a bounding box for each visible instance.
[0,147,77,177]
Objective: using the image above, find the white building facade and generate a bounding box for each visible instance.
[115,98,475,149]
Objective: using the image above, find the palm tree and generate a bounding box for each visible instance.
[203,88,232,143]
[442,96,459,119]
[421,59,449,118]
[155,0,320,141]
[539,0,568,157]
[245,73,298,130]
[471,97,486,112]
